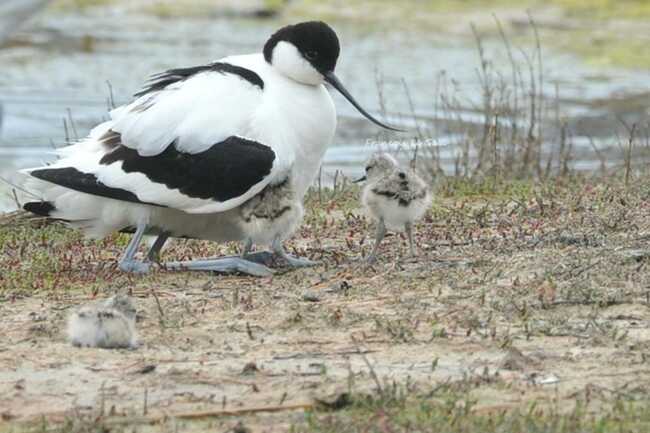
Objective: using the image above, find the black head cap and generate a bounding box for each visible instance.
[264,21,340,73]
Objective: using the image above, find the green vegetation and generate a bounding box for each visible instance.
[3,172,650,431]
[0,213,238,296]
[48,0,650,68]
[318,0,650,19]
[288,0,650,68]
[51,0,114,10]
[49,0,650,21]
[558,29,650,68]
[552,0,650,19]
[51,0,288,17]
[301,388,650,433]
[8,385,650,432]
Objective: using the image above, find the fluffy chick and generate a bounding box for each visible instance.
[238,177,311,267]
[68,295,137,349]
[358,153,431,262]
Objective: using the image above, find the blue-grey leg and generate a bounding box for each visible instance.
[118,222,151,274]
[241,238,253,257]
[240,238,276,266]
[147,232,169,262]
[367,218,386,263]
[405,222,416,257]
[243,251,276,266]
[158,236,274,276]
[119,227,273,277]
[271,236,319,268]
[240,237,314,268]
[161,258,274,277]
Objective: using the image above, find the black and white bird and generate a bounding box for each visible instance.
[20,21,399,276]
[356,153,431,262]
[68,295,137,349]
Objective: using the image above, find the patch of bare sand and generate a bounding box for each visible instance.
[2,264,649,428]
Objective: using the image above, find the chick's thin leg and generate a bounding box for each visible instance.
[405,222,416,257]
[367,218,386,263]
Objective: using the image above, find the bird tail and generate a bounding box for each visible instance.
[23,200,56,217]
[19,163,122,238]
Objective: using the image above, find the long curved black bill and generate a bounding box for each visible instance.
[324,72,404,132]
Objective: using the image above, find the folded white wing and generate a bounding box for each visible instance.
[111,60,264,156]
[24,56,294,214]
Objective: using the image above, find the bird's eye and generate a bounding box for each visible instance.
[365,165,371,172]
[305,50,319,60]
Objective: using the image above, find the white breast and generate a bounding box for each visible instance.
[225,55,337,198]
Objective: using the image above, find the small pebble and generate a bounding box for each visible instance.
[241,362,259,375]
[302,292,321,302]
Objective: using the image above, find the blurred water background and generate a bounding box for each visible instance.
[1,0,649,211]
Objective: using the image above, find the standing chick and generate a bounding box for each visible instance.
[357,153,431,262]
[68,295,137,349]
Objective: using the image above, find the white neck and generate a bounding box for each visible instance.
[271,41,324,86]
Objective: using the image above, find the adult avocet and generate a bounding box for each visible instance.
[21,21,400,276]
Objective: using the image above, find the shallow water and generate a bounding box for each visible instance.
[1,8,649,211]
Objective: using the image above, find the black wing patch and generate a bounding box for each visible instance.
[100,135,276,202]
[23,201,55,217]
[26,167,164,207]
[371,188,427,207]
[29,167,162,207]
[134,62,264,98]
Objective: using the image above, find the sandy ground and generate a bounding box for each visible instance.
[2,179,650,431]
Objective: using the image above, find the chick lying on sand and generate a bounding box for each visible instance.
[356,153,431,262]
[68,295,137,349]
